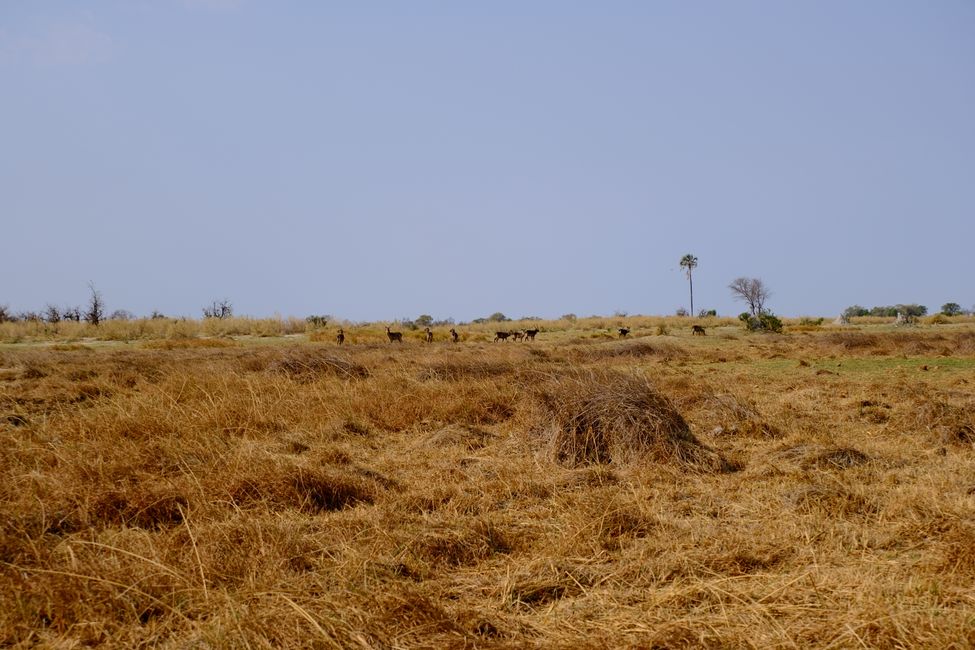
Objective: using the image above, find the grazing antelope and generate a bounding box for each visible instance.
[336,328,345,345]
[494,331,510,342]
[511,330,525,342]
[386,326,403,343]
[424,327,433,343]
[449,328,459,343]
[524,328,539,341]
[618,327,630,338]
[692,325,706,336]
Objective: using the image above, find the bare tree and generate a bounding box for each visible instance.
[0,304,12,323]
[203,299,233,319]
[62,306,82,322]
[44,304,61,324]
[728,277,771,316]
[84,283,105,326]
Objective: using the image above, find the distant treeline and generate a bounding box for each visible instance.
[843,304,928,319]
[843,303,970,318]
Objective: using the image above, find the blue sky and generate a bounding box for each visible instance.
[3,1,973,321]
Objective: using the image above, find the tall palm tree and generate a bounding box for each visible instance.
[679,254,698,316]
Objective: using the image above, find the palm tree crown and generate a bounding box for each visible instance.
[679,254,698,316]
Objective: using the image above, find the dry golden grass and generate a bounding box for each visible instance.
[1,323,974,647]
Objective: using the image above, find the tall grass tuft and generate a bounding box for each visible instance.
[530,369,734,470]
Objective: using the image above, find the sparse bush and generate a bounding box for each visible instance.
[561,313,577,322]
[740,311,783,333]
[306,315,329,328]
[109,309,134,321]
[699,309,717,317]
[799,317,824,326]
[84,283,105,326]
[415,314,434,327]
[203,299,233,319]
[62,306,82,322]
[675,307,689,317]
[44,304,61,324]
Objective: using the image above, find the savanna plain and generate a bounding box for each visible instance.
[2,316,974,649]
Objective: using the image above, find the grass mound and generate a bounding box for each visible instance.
[227,465,381,512]
[410,519,514,567]
[143,338,236,350]
[416,359,517,381]
[574,338,688,362]
[531,369,733,470]
[267,349,369,380]
[914,398,975,445]
[801,446,872,470]
[418,424,496,450]
[704,393,781,438]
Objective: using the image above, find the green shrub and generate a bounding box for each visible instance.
[740,311,782,333]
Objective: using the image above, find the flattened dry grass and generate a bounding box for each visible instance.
[1,325,974,647]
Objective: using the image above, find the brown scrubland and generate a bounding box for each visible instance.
[1,317,974,648]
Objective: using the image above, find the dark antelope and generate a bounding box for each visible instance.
[494,331,510,342]
[386,326,403,343]
[511,330,525,341]
[524,328,539,341]
[424,327,434,343]
[618,327,630,338]
[335,328,345,345]
[449,328,459,343]
[692,325,706,336]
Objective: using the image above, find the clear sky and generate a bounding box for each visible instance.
[3,1,973,322]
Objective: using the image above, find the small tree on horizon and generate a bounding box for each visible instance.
[729,277,771,316]
[203,299,233,319]
[679,254,698,316]
[941,302,962,316]
[84,283,105,326]
[44,304,61,324]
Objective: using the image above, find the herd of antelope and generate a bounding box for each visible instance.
[332,325,705,344]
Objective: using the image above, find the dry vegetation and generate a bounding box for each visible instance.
[2,319,974,648]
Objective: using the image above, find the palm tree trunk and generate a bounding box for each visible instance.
[689,273,694,316]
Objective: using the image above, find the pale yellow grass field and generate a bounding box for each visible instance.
[1,322,973,648]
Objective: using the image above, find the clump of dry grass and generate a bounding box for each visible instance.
[266,348,369,380]
[703,392,782,438]
[415,358,518,381]
[572,338,688,362]
[530,369,733,470]
[912,398,975,445]
[801,446,873,470]
[216,457,392,514]
[142,337,235,350]
[417,424,496,450]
